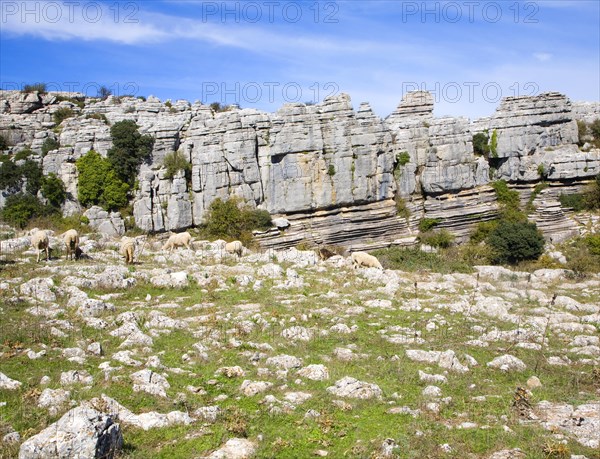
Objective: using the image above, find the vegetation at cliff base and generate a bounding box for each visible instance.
[487,220,545,264]
[559,173,600,211]
[0,193,46,228]
[203,197,272,245]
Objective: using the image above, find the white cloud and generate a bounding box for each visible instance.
[533,53,553,62]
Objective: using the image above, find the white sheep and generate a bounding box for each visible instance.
[31,230,50,263]
[225,240,244,258]
[63,229,79,261]
[162,231,194,251]
[351,251,383,270]
[213,239,227,250]
[120,237,135,265]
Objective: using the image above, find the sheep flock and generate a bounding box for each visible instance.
[20,228,382,269]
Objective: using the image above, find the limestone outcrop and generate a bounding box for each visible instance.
[1,89,598,248]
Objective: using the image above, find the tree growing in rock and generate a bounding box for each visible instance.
[41,173,66,209]
[107,120,154,185]
[76,150,129,211]
[472,132,490,157]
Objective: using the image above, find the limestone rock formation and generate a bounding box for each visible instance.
[1,89,598,248]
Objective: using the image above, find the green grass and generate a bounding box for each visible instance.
[1,243,599,459]
[372,246,473,273]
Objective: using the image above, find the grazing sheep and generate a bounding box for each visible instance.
[162,232,193,251]
[351,251,383,270]
[120,238,135,265]
[63,229,79,261]
[213,239,227,250]
[31,230,50,262]
[225,240,243,258]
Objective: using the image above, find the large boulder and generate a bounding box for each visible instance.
[19,405,123,459]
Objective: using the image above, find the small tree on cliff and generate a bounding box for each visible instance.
[41,173,66,209]
[107,120,154,185]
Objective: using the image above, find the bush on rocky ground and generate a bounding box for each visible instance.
[203,197,272,246]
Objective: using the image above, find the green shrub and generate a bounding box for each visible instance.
[0,134,8,151]
[562,235,600,276]
[576,119,600,149]
[209,102,236,113]
[492,180,519,207]
[107,120,154,185]
[23,83,47,93]
[53,107,75,125]
[490,129,498,158]
[590,119,600,141]
[396,151,410,166]
[240,207,272,232]
[584,234,600,256]
[76,150,108,206]
[14,148,33,161]
[102,170,130,210]
[583,173,600,209]
[327,164,336,176]
[470,220,498,244]
[76,150,129,211]
[487,220,545,264]
[0,160,22,190]
[41,173,66,209]
[418,217,441,232]
[54,95,85,109]
[455,243,494,265]
[537,164,547,178]
[418,229,455,248]
[41,138,59,156]
[472,131,490,156]
[559,193,586,211]
[163,150,191,180]
[0,193,47,228]
[526,181,549,213]
[203,198,272,246]
[395,195,410,219]
[492,180,525,221]
[577,120,588,146]
[85,113,109,124]
[20,160,43,195]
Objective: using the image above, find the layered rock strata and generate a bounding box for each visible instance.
[1,90,598,249]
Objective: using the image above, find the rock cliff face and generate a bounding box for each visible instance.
[1,90,598,249]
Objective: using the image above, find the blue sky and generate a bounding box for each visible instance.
[1,0,599,119]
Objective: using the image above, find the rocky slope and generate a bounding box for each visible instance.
[1,90,599,248]
[0,234,599,457]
